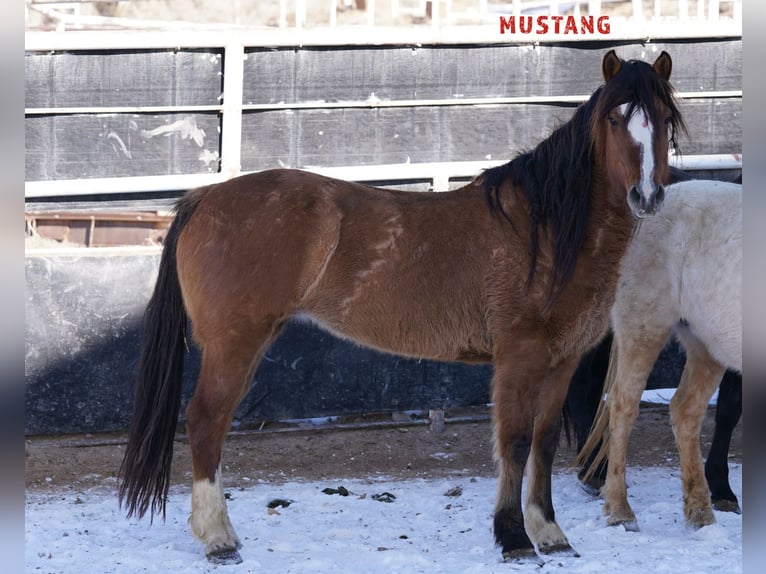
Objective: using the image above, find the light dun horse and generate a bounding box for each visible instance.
[579,179,742,531]
[119,50,683,565]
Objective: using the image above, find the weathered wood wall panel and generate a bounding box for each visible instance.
[25,49,223,108]
[240,104,578,169]
[25,113,221,180]
[239,98,741,170]
[242,41,741,104]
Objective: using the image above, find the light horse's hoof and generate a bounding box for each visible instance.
[206,547,243,565]
[538,542,580,557]
[686,506,716,530]
[607,516,640,532]
[502,548,545,567]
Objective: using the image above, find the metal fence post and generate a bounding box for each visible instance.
[220,41,245,182]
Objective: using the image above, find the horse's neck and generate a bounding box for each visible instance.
[583,165,637,271]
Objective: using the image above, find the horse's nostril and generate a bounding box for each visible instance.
[628,186,641,208]
[656,185,666,205]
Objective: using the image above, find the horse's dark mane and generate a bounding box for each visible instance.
[482,56,685,306]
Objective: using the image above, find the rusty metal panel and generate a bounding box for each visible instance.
[26,211,172,247]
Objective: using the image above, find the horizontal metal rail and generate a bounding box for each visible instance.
[24,154,742,199]
[24,90,742,116]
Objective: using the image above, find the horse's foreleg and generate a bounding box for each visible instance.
[669,341,726,529]
[602,332,668,531]
[491,347,547,565]
[525,355,580,557]
[186,328,278,564]
[705,370,742,513]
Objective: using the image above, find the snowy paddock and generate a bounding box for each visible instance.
[25,464,742,574]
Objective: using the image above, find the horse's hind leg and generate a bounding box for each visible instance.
[525,354,581,557]
[670,334,726,529]
[602,330,669,531]
[186,324,283,564]
[705,370,741,513]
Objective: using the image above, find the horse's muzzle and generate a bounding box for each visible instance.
[627,183,666,218]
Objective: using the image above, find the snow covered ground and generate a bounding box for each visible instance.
[25,390,742,573]
[25,469,742,573]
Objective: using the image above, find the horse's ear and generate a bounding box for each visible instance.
[652,51,672,81]
[602,50,622,82]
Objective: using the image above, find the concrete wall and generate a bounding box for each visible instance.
[25,247,689,435]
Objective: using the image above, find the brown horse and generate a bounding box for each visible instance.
[119,50,683,565]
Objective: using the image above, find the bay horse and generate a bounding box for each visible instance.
[118,50,683,565]
[578,179,742,531]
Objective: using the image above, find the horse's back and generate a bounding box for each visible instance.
[174,169,499,361]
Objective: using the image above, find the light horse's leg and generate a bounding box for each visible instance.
[602,327,671,530]
[671,329,726,528]
[492,336,577,562]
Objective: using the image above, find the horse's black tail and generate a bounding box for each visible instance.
[118,190,204,521]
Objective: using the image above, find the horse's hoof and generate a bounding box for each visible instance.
[502,548,544,567]
[712,499,741,514]
[538,542,580,558]
[607,517,640,532]
[206,548,243,565]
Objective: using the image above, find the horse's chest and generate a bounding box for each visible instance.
[550,283,616,360]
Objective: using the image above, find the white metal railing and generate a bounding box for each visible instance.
[24,154,743,199]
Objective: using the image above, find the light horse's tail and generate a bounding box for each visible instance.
[576,338,620,481]
[118,191,204,521]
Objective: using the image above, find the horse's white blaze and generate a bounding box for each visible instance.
[189,467,241,554]
[620,103,655,200]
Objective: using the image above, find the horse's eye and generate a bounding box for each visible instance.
[664,116,672,125]
[608,116,618,127]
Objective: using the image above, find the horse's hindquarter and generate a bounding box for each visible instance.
[672,182,742,370]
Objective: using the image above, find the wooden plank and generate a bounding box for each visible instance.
[240,99,740,171]
[25,49,223,109]
[25,113,221,181]
[675,98,742,155]
[240,104,572,170]
[242,40,741,105]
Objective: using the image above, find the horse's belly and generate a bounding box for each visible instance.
[300,294,492,363]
